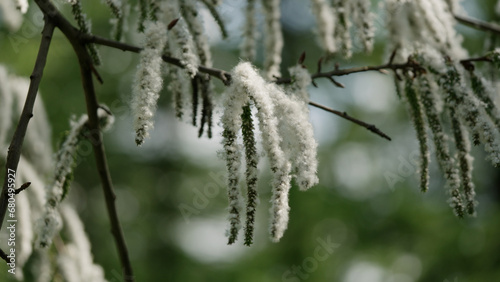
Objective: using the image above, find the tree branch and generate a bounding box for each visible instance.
[455,14,500,35]
[308,101,392,141]
[33,0,134,280]
[0,247,8,263]
[0,18,55,232]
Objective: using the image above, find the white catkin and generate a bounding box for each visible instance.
[386,0,466,61]
[241,0,258,61]
[161,0,200,77]
[0,0,23,31]
[16,0,29,13]
[228,62,318,241]
[352,0,374,53]
[0,65,13,148]
[310,0,336,54]
[10,75,53,173]
[60,204,107,282]
[262,0,283,80]
[18,157,47,214]
[15,192,33,280]
[57,252,80,282]
[132,21,167,146]
[32,250,52,282]
[180,0,212,68]
[333,0,352,58]
[283,66,318,190]
[496,0,500,16]
[36,110,114,248]
[229,63,289,241]
[220,73,249,243]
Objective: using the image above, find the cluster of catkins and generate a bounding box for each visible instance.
[131,0,219,146]
[128,0,322,244]
[386,0,500,217]
[0,65,112,281]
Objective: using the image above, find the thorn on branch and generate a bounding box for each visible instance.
[168,18,180,30]
[15,182,31,195]
[388,48,398,65]
[317,57,323,73]
[298,51,306,65]
[327,77,345,88]
[90,64,103,84]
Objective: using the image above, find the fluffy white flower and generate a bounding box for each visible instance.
[16,0,28,13]
[132,21,167,146]
[223,62,319,242]
[262,0,283,80]
[180,0,212,68]
[0,0,23,31]
[161,0,199,77]
[241,0,258,61]
[386,0,466,61]
[352,0,374,53]
[333,0,352,58]
[310,0,336,54]
[59,205,107,282]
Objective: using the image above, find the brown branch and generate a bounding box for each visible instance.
[0,18,55,232]
[309,101,392,141]
[0,248,8,263]
[15,182,31,195]
[455,14,500,35]
[33,0,134,280]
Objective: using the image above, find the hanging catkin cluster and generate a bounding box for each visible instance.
[36,108,115,248]
[397,47,500,217]
[385,0,466,62]
[221,62,318,245]
[131,0,223,145]
[0,65,109,281]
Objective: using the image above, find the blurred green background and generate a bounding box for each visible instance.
[1,0,500,281]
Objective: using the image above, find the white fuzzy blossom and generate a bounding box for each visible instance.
[241,0,258,61]
[58,205,107,282]
[222,62,318,242]
[0,0,24,31]
[352,0,374,53]
[16,0,28,13]
[9,74,53,172]
[385,0,466,61]
[284,66,318,191]
[37,109,114,248]
[14,192,33,280]
[161,0,199,77]
[0,66,13,149]
[262,0,283,80]
[180,0,212,68]
[132,21,167,146]
[310,0,336,54]
[333,0,352,58]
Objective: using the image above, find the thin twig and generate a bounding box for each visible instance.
[15,182,31,195]
[308,101,392,141]
[0,248,8,263]
[0,18,55,231]
[33,0,135,280]
[455,14,500,35]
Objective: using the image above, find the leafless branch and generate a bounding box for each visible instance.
[308,101,392,141]
[33,0,134,280]
[0,18,55,232]
[455,14,500,35]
